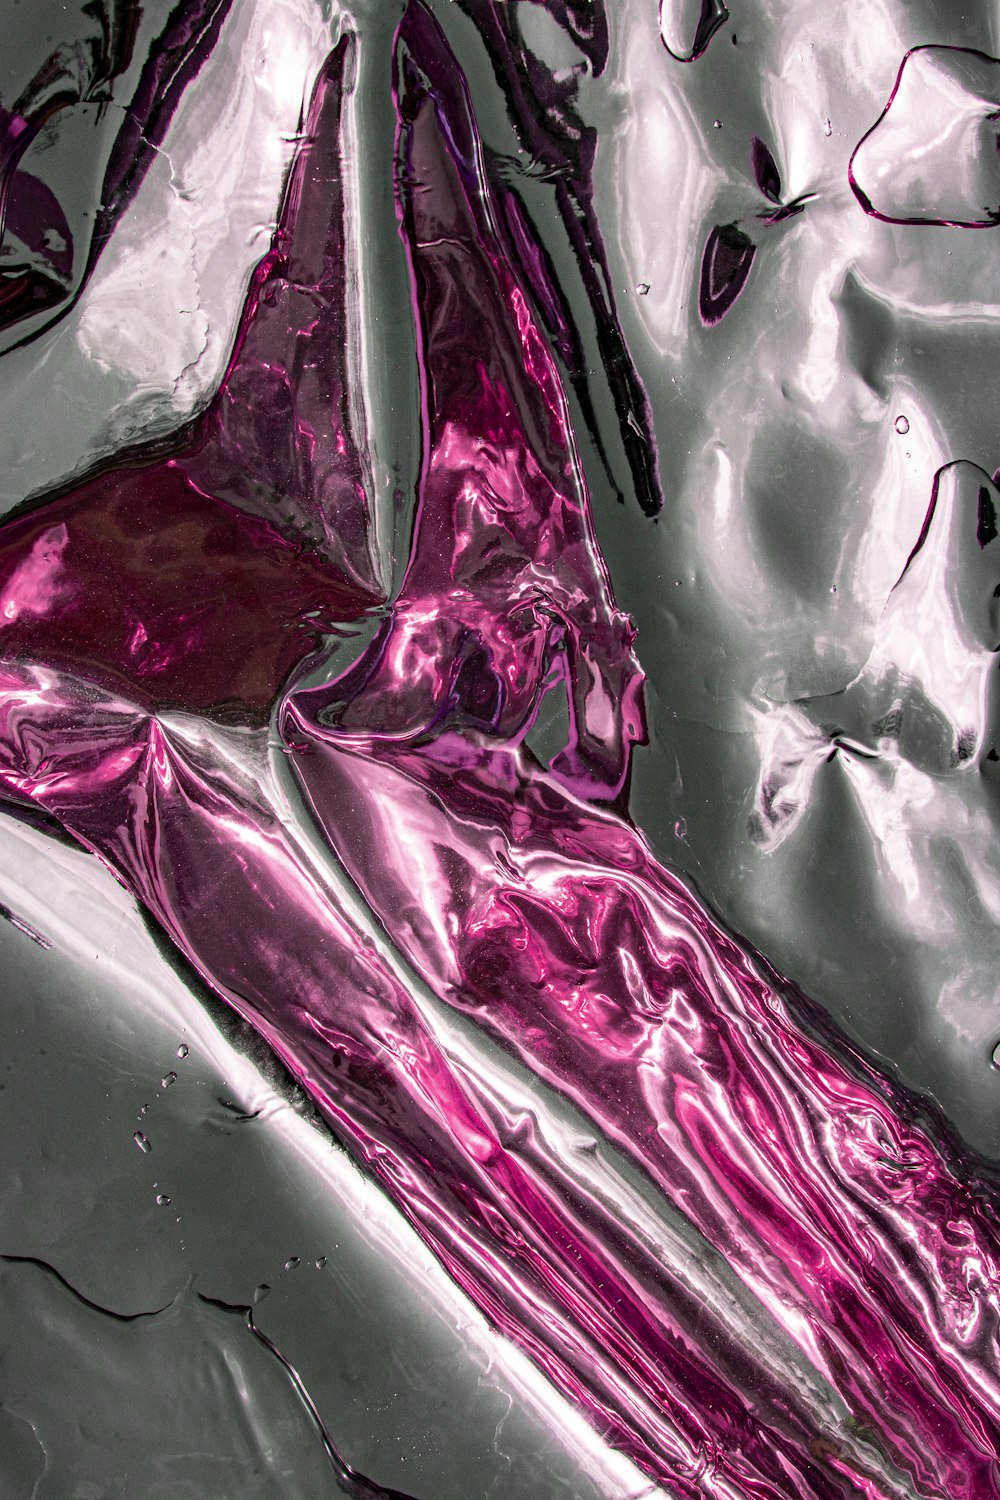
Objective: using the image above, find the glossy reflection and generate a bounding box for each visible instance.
[2,1,1000,1498]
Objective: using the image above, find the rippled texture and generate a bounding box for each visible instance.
[3,1,1000,1496]
[0,1,236,342]
[850,46,1000,227]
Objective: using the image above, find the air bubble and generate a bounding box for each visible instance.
[176,1044,189,1059]
[894,415,909,435]
[156,1193,171,1206]
[285,1256,300,1271]
[134,1130,151,1153]
[315,1256,327,1270]
[636,282,650,296]
[161,1071,177,1089]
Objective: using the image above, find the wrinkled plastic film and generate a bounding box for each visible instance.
[2,3,1000,1497]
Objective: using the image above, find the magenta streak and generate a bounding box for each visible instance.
[0,9,997,1498]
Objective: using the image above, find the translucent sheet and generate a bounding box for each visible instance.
[1,3,999,1495]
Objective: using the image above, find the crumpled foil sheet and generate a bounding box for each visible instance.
[2,2,1000,1496]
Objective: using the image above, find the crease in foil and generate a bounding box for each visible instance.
[2,1,1000,1497]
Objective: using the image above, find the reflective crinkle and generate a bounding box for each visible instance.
[2,2,1000,1497]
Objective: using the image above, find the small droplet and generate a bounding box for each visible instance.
[823,117,832,137]
[636,281,650,296]
[713,119,722,129]
[161,1071,177,1089]
[137,1103,149,1118]
[830,584,838,594]
[176,1044,189,1059]
[284,1256,300,1271]
[156,1193,171,1206]
[134,1131,151,1153]
[894,415,910,435]
[314,1256,327,1270]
